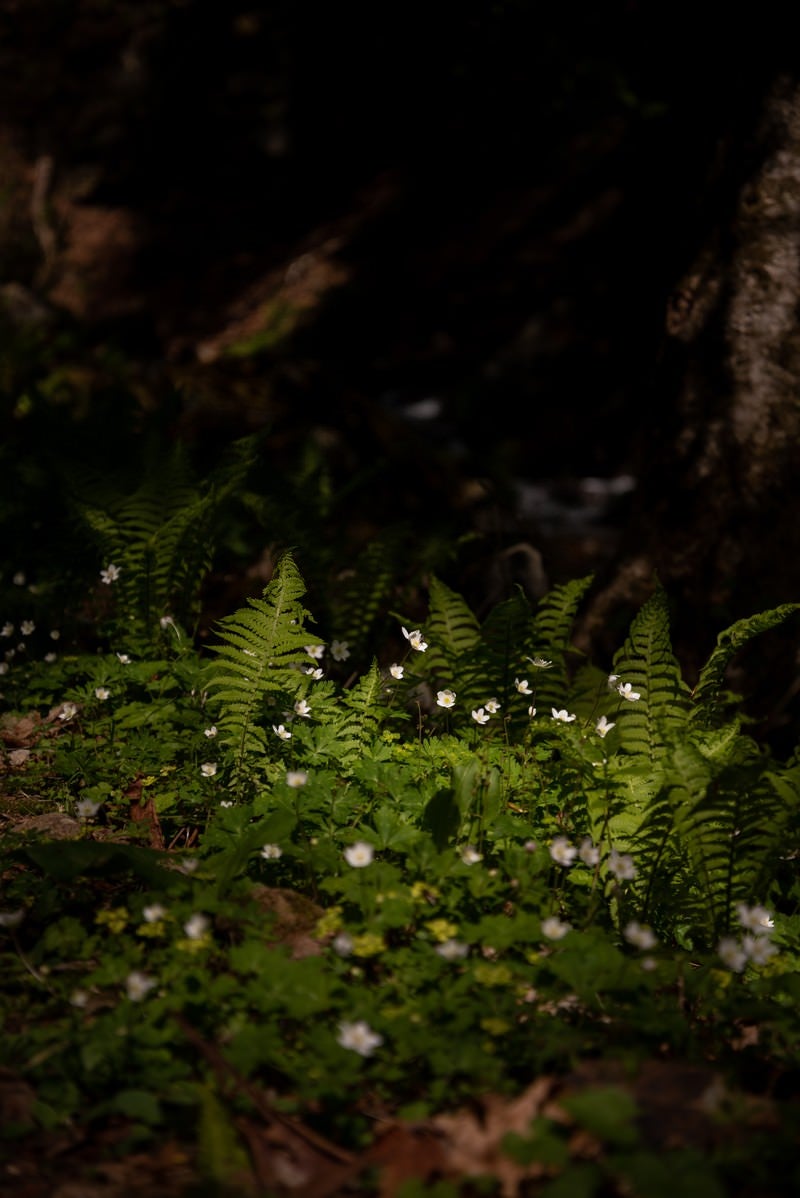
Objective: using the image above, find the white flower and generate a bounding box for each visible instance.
[203,725,217,738]
[742,935,778,965]
[528,657,553,669]
[100,564,120,585]
[12,572,25,586]
[94,687,110,701]
[389,663,404,679]
[70,989,89,1008]
[178,857,199,874]
[0,623,13,637]
[607,849,637,880]
[485,698,500,713]
[401,627,428,652]
[20,620,35,636]
[596,715,616,737]
[436,689,456,709]
[623,921,658,950]
[514,677,532,695]
[304,644,325,659]
[116,652,130,664]
[143,904,167,923]
[617,682,641,702]
[551,708,576,723]
[44,652,57,663]
[0,909,25,929]
[58,702,78,720]
[75,798,102,820]
[219,800,234,808]
[578,837,600,866]
[331,639,351,662]
[126,971,156,1001]
[460,846,482,865]
[294,699,312,718]
[528,705,537,718]
[200,762,217,777]
[260,844,283,859]
[160,615,176,630]
[50,630,60,640]
[344,841,374,867]
[607,674,620,688]
[549,837,577,867]
[184,914,210,940]
[17,642,26,653]
[735,903,774,935]
[332,932,354,956]
[337,1020,383,1057]
[286,770,308,788]
[471,707,490,724]
[304,666,324,679]
[541,916,571,940]
[718,936,747,973]
[435,939,470,961]
[273,724,292,740]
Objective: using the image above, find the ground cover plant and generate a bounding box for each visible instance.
[2,444,800,1198]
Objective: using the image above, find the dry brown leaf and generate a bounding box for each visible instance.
[0,714,43,748]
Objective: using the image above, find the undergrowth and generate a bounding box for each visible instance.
[1,444,800,1198]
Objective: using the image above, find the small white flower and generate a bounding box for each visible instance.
[337,1019,383,1057]
[0,623,13,637]
[743,935,778,965]
[484,698,500,713]
[20,620,35,636]
[460,846,482,865]
[184,914,210,940]
[514,677,532,695]
[273,724,292,740]
[12,572,25,586]
[75,798,102,820]
[617,682,641,702]
[578,837,600,866]
[528,657,553,669]
[551,708,576,722]
[331,639,351,662]
[607,849,637,880]
[401,627,428,652]
[70,989,89,1008]
[304,644,325,659]
[304,666,324,679]
[286,770,308,788]
[607,673,620,688]
[332,932,354,956]
[126,971,156,1001]
[95,687,110,701]
[294,699,312,718]
[200,762,217,777]
[541,916,571,940]
[0,910,25,929]
[100,564,120,585]
[178,857,199,874]
[50,630,60,641]
[436,689,456,709]
[219,800,234,808]
[389,663,404,679]
[160,615,176,630]
[549,837,577,866]
[718,936,747,973]
[735,903,774,935]
[44,652,57,663]
[260,843,283,859]
[116,652,130,664]
[623,921,658,950]
[203,725,217,738]
[471,707,490,724]
[344,841,374,867]
[17,642,26,653]
[528,705,537,718]
[143,904,167,923]
[59,702,78,721]
[435,939,470,961]
[596,715,616,737]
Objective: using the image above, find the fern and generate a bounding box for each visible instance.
[328,527,410,661]
[423,575,481,683]
[206,553,317,799]
[529,574,594,710]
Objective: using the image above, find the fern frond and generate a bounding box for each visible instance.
[329,528,409,659]
[691,602,800,727]
[528,574,594,709]
[611,582,691,761]
[423,575,481,683]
